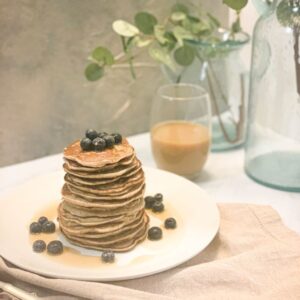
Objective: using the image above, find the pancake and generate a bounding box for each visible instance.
[64,138,134,168]
[61,200,145,219]
[64,173,145,196]
[63,159,141,179]
[58,203,141,227]
[65,167,143,186]
[61,215,149,252]
[59,210,145,237]
[66,181,145,201]
[64,154,135,172]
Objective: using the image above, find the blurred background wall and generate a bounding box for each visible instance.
[0,0,233,166]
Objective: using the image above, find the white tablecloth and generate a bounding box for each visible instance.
[1,133,300,233]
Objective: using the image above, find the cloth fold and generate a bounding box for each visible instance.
[1,204,300,300]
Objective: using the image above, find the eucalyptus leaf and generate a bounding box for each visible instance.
[207,13,221,28]
[92,47,114,65]
[134,12,157,35]
[173,26,195,46]
[172,3,189,15]
[182,16,209,35]
[192,21,211,35]
[182,18,193,32]
[154,25,168,44]
[174,45,195,66]
[85,63,104,81]
[149,46,176,70]
[134,36,153,47]
[112,20,139,37]
[171,11,186,22]
[188,15,201,23]
[164,31,177,51]
[223,0,248,10]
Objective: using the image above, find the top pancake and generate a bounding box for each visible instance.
[64,138,134,168]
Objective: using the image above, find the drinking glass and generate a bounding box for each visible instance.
[150,83,211,179]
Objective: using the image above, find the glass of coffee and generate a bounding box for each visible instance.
[150,83,211,179]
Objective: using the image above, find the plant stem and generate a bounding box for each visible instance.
[195,54,244,144]
[121,36,136,79]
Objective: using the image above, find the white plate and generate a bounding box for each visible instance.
[0,167,219,281]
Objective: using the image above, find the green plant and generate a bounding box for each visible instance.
[85,0,248,82]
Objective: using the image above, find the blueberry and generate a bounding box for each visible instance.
[148,227,162,240]
[154,193,163,202]
[85,129,98,141]
[101,250,115,263]
[38,216,48,225]
[152,201,164,213]
[47,240,63,255]
[112,133,122,144]
[164,218,177,229]
[103,135,115,148]
[30,222,42,234]
[33,240,46,253]
[98,132,108,138]
[42,221,56,233]
[80,138,92,151]
[92,137,106,151]
[144,196,155,209]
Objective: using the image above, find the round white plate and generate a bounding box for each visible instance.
[0,167,219,281]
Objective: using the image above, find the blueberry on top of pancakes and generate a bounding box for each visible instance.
[85,129,98,141]
[103,135,115,148]
[112,133,122,144]
[80,137,93,151]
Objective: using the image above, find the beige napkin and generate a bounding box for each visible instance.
[1,203,300,300]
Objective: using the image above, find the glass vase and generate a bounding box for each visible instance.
[162,30,250,151]
[245,0,300,192]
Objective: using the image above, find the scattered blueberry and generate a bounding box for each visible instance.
[144,196,155,209]
[101,250,115,263]
[42,221,56,233]
[112,133,122,144]
[103,135,115,148]
[80,137,93,151]
[98,132,108,138]
[33,240,46,253]
[152,201,164,213]
[164,218,177,229]
[92,137,106,151]
[85,129,98,140]
[154,193,163,202]
[30,222,42,234]
[148,227,163,240]
[47,240,64,255]
[38,216,48,225]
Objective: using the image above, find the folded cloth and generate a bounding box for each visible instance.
[1,204,300,300]
[0,292,19,300]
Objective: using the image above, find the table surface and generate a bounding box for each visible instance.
[1,133,300,233]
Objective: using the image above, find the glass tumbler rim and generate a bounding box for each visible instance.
[157,83,209,102]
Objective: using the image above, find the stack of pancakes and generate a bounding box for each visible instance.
[58,139,149,252]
